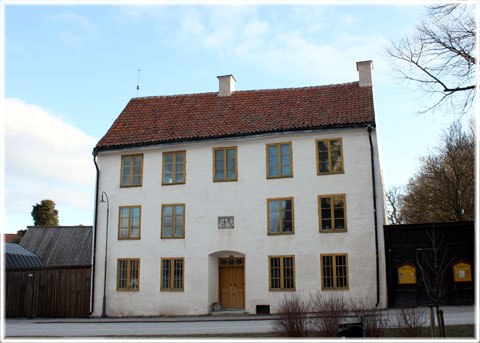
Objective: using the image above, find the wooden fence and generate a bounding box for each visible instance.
[5,265,91,318]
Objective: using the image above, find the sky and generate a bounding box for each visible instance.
[1,1,476,233]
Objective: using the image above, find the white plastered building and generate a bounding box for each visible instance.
[91,61,387,316]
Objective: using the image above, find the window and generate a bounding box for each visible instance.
[120,154,143,187]
[267,197,294,235]
[318,194,346,232]
[213,147,238,181]
[321,254,348,290]
[117,258,140,291]
[161,204,185,238]
[161,258,184,291]
[269,255,295,291]
[162,151,186,185]
[266,142,293,178]
[118,206,141,239]
[316,138,343,174]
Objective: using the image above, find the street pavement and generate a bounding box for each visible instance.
[3,305,476,339]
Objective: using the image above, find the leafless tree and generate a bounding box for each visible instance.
[385,186,405,224]
[399,120,474,223]
[387,4,476,115]
[416,227,456,337]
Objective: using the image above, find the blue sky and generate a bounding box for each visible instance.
[2,1,473,233]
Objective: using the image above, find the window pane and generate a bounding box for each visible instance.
[319,162,330,173]
[334,208,344,219]
[282,200,291,211]
[129,260,138,290]
[164,154,173,163]
[281,164,291,176]
[322,256,334,288]
[226,169,236,179]
[270,221,280,233]
[226,149,236,160]
[321,208,332,219]
[280,144,290,156]
[215,150,224,160]
[174,260,183,289]
[175,172,184,183]
[334,219,344,229]
[330,140,341,151]
[130,207,139,217]
[280,145,291,176]
[268,146,279,177]
[215,159,224,170]
[175,152,184,163]
[162,260,171,289]
[121,157,131,185]
[269,200,279,212]
[118,260,127,289]
[283,257,294,289]
[283,221,293,232]
[270,258,281,289]
[163,206,172,216]
[215,170,225,180]
[317,141,328,152]
[321,197,331,209]
[226,158,236,170]
[322,219,332,230]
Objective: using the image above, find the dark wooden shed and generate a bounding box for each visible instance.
[384,221,474,308]
[5,226,93,318]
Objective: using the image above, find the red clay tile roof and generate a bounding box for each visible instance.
[4,234,19,243]
[95,81,375,151]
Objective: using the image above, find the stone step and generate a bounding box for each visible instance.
[210,309,248,316]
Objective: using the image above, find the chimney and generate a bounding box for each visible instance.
[356,60,373,87]
[217,74,236,96]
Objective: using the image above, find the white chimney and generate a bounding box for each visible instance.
[217,74,236,96]
[356,60,373,87]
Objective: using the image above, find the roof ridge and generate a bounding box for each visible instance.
[132,81,360,101]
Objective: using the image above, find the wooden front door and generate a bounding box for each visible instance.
[219,258,245,309]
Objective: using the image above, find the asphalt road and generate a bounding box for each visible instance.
[3,306,475,339]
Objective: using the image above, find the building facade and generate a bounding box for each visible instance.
[91,61,387,316]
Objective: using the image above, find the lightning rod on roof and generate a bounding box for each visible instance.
[136,68,141,97]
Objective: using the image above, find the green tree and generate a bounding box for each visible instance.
[387,4,476,115]
[31,200,59,226]
[399,121,474,223]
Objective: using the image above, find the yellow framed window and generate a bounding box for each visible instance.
[316,138,343,174]
[120,154,143,187]
[213,147,238,181]
[269,255,295,291]
[117,258,140,291]
[267,197,294,235]
[161,258,184,291]
[118,206,141,239]
[266,142,293,178]
[318,194,346,232]
[162,151,186,185]
[161,204,185,238]
[321,254,348,290]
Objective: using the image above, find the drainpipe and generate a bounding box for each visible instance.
[367,125,380,308]
[90,151,100,315]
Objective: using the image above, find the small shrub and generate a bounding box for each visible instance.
[395,307,429,337]
[310,293,349,337]
[351,302,388,337]
[272,293,310,337]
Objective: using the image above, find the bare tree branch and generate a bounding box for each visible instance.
[387,4,476,115]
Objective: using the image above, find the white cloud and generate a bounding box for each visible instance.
[50,10,99,46]
[4,98,98,222]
